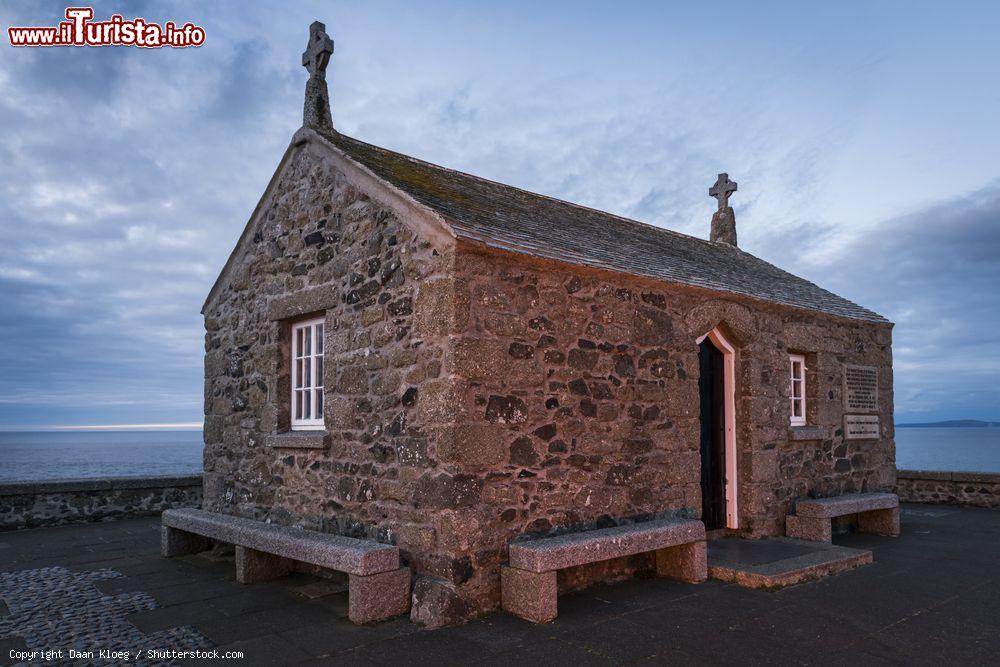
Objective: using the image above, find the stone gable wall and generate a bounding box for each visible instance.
[201,145,458,591]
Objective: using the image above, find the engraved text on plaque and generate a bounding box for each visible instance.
[844,414,880,440]
[844,365,878,412]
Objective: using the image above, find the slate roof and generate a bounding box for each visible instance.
[321,130,888,323]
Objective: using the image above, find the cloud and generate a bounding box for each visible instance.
[761,182,1000,421]
[0,1,995,427]
[0,2,299,427]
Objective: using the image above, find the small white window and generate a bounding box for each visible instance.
[789,354,806,426]
[291,317,325,430]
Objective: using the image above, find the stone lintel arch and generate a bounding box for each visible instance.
[684,299,759,348]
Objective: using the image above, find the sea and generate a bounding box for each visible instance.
[0,427,998,483]
[0,430,204,483]
[891,427,1000,472]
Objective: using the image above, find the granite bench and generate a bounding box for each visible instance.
[161,508,409,624]
[501,517,707,623]
[785,492,900,542]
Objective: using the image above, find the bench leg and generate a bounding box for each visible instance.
[235,545,292,584]
[857,507,900,537]
[348,567,411,624]
[161,526,210,557]
[655,541,707,583]
[501,566,557,624]
[786,515,832,542]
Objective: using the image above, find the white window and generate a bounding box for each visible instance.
[789,354,806,426]
[291,317,325,430]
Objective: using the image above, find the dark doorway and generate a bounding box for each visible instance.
[699,339,727,530]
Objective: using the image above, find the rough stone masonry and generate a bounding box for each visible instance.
[198,23,895,627]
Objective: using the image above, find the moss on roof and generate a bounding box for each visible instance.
[320,129,888,323]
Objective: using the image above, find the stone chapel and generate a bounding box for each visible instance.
[198,23,896,626]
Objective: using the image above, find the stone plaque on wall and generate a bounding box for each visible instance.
[844,414,880,440]
[844,365,878,412]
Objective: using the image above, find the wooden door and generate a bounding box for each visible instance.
[699,339,727,530]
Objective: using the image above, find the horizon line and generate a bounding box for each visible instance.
[0,422,204,432]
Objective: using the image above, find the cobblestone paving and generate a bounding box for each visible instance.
[0,567,211,666]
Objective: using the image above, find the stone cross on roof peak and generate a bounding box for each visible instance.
[709,173,737,211]
[301,21,334,131]
[302,21,334,79]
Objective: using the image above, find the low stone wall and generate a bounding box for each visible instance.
[0,475,203,531]
[897,470,1000,508]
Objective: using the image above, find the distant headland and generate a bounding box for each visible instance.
[896,419,1000,428]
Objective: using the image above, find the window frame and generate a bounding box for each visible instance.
[290,316,325,431]
[788,353,807,426]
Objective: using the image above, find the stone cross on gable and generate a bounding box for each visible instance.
[709,173,737,211]
[301,21,334,131]
[302,21,334,79]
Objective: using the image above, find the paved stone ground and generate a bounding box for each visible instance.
[0,504,997,665]
[0,566,210,666]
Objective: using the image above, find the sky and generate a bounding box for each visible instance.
[0,0,997,428]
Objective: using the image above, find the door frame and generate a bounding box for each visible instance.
[695,328,738,529]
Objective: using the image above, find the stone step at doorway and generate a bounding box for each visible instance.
[707,537,872,590]
[704,527,739,541]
